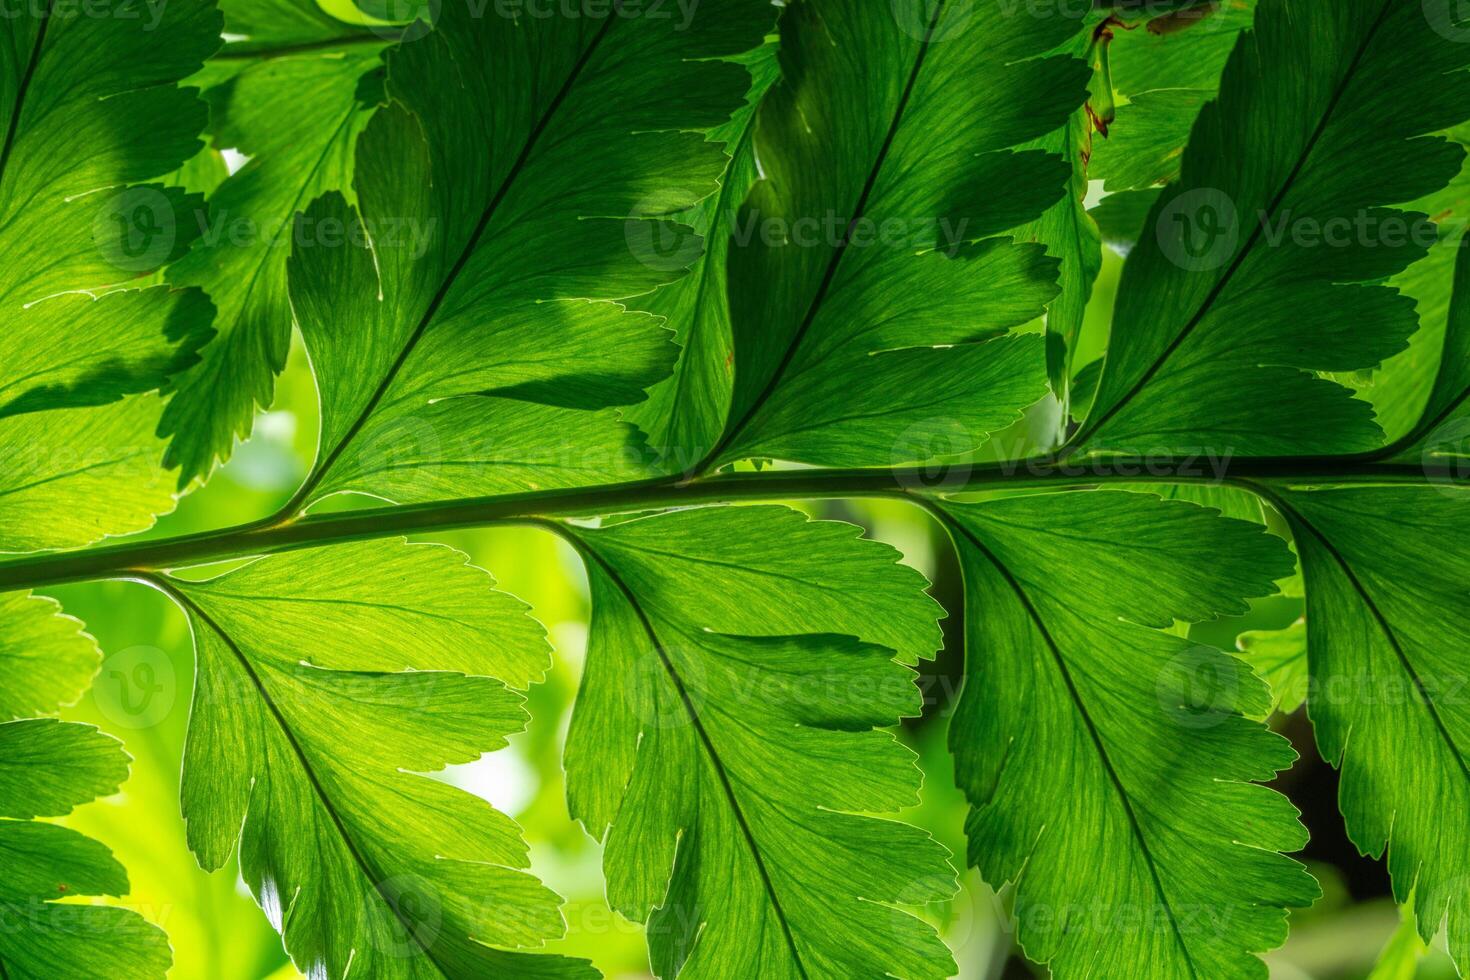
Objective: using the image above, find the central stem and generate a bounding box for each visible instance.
[0,457,1455,593]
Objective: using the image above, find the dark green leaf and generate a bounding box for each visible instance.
[562,506,954,977]
[939,490,1317,977]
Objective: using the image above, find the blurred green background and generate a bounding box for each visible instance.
[44,246,1455,980]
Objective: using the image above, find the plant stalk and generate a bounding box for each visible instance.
[0,458,1459,592]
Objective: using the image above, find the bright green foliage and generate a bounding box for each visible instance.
[0,719,170,979]
[1394,231,1470,461]
[941,491,1318,977]
[0,622,139,980]
[7,0,1470,977]
[563,506,954,978]
[1266,485,1470,966]
[0,0,219,548]
[711,0,1090,470]
[625,44,779,471]
[160,39,385,484]
[1238,618,1308,717]
[164,540,591,978]
[286,1,774,505]
[0,593,99,720]
[1080,0,1470,455]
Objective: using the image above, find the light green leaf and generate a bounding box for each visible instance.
[1388,229,1470,462]
[215,0,383,53]
[939,490,1317,978]
[0,592,100,719]
[163,539,590,978]
[1368,902,1430,980]
[0,719,170,980]
[287,1,774,506]
[1078,0,1470,455]
[0,0,220,548]
[1238,618,1308,717]
[160,45,385,485]
[562,506,954,978]
[1262,484,1470,969]
[625,43,779,472]
[0,395,178,554]
[707,0,1091,471]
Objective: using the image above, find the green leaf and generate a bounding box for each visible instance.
[1077,0,1470,455]
[0,0,221,549]
[1090,187,1160,250]
[0,719,170,980]
[1238,618,1308,717]
[160,44,385,485]
[162,539,591,978]
[561,506,954,978]
[1015,100,1103,416]
[1389,228,1470,462]
[707,0,1090,471]
[0,592,100,719]
[625,43,779,472]
[938,490,1317,978]
[1091,0,1257,191]
[214,0,384,54]
[286,1,774,506]
[1368,902,1430,980]
[0,395,179,554]
[1261,484,1470,969]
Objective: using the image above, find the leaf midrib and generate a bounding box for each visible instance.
[701,0,949,472]
[1076,0,1396,449]
[943,514,1202,980]
[294,14,621,509]
[576,540,811,979]
[156,578,449,976]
